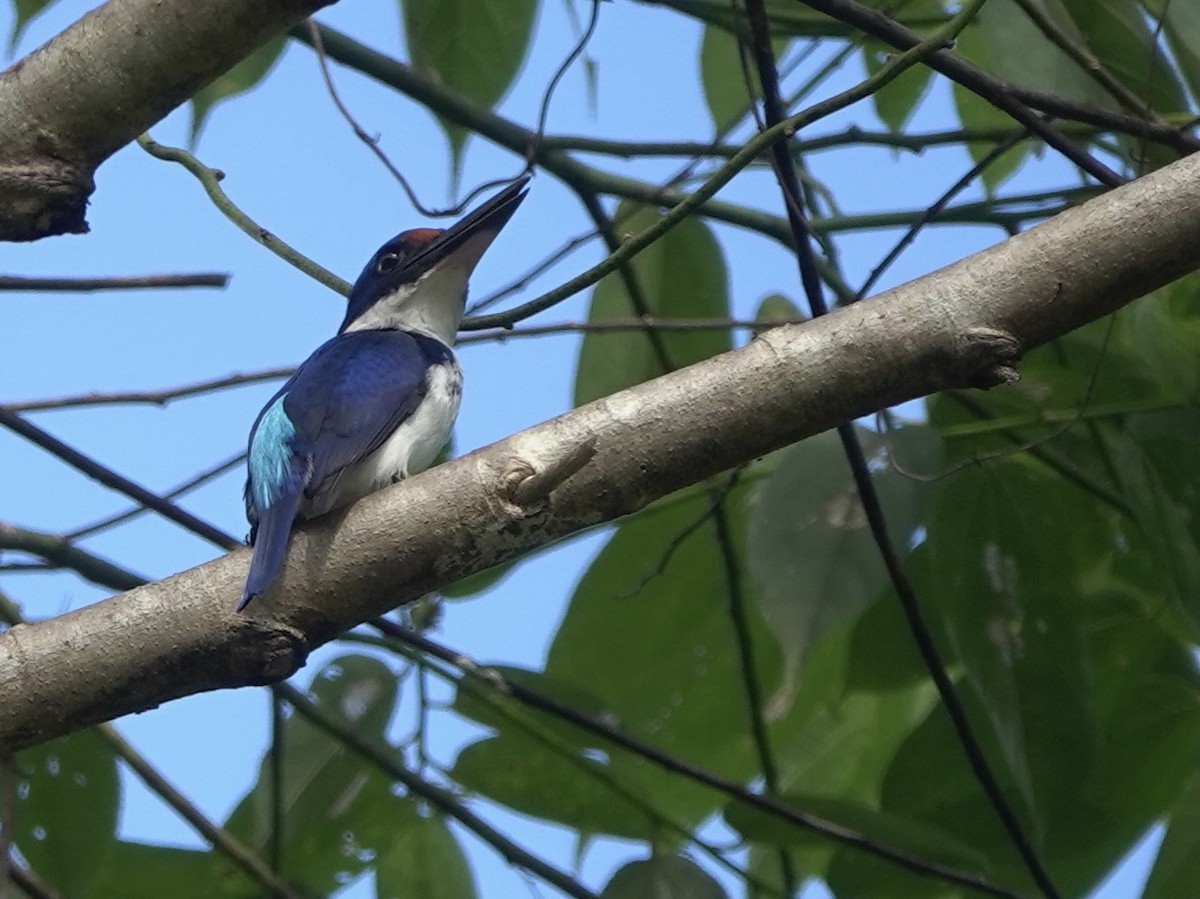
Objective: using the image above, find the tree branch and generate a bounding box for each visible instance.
[0,0,336,241]
[0,150,1198,751]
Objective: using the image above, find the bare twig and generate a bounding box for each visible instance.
[0,274,228,292]
[0,407,239,551]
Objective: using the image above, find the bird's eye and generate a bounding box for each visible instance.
[376,252,401,274]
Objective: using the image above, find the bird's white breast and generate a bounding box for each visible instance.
[311,361,462,515]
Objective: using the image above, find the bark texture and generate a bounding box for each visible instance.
[0,0,335,241]
[2,150,1199,751]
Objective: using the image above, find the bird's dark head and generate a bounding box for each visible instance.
[340,176,530,342]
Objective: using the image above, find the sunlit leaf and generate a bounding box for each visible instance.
[376,806,477,899]
[862,39,934,132]
[190,37,287,145]
[88,842,241,899]
[402,0,537,177]
[600,855,728,899]
[7,0,53,53]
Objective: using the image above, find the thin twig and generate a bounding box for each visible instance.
[6,369,293,413]
[0,274,229,292]
[136,135,351,297]
[66,452,246,541]
[0,407,239,551]
[0,523,146,592]
[856,126,1033,299]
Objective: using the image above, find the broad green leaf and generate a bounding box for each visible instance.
[600,855,728,899]
[402,0,537,176]
[699,26,787,134]
[950,22,1034,190]
[14,730,119,896]
[452,732,660,840]
[845,545,938,691]
[88,842,243,899]
[746,427,936,683]
[1142,775,1200,899]
[1059,0,1189,114]
[452,663,616,749]
[881,589,1199,896]
[729,792,991,876]
[225,654,403,895]
[654,0,949,38]
[190,37,287,145]
[7,0,53,52]
[765,680,938,807]
[376,806,477,899]
[928,459,1101,826]
[440,560,513,599]
[862,39,934,132]
[573,202,731,406]
[545,474,782,826]
[1107,429,1200,638]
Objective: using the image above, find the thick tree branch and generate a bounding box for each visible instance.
[0,0,335,241]
[0,151,1198,751]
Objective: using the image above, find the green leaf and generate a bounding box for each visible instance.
[451,732,660,840]
[862,39,934,132]
[928,459,1101,825]
[950,21,1033,191]
[190,37,287,145]
[1059,0,1189,114]
[6,0,53,52]
[573,202,731,406]
[376,806,477,899]
[14,730,119,896]
[402,0,537,177]
[600,855,728,899]
[746,427,936,684]
[544,473,782,827]
[729,792,990,871]
[1142,775,1200,899]
[1107,428,1200,638]
[439,560,514,599]
[452,664,615,748]
[698,25,788,134]
[225,654,403,895]
[88,842,242,899]
[764,680,938,807]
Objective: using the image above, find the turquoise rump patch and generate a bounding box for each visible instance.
[249,394,296,510]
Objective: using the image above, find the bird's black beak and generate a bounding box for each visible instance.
[405,175,531,277]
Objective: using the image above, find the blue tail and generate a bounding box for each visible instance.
[239,490,304,611]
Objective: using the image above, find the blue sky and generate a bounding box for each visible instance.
[0,1,1164,897]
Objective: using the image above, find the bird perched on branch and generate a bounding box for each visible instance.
[239,177,530,610]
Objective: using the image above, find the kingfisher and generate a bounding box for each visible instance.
[239,176,529,610]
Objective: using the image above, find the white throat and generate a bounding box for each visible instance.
[343,265,467,345]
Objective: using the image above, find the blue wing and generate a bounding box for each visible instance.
[241,329,447,608]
